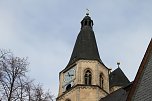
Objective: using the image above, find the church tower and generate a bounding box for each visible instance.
[57,13,110,101]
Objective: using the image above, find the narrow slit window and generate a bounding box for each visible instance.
[100,74,104,88]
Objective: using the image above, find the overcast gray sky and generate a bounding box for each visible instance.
[0,0,151,98]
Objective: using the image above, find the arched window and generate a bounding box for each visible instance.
[99,74,104,88]
[66,84,71,91]
[84,21,87,26]
[89,21,91,26]
[84,70,92,85]
[65,98,71,101]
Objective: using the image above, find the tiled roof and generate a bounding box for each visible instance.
[100,83,132,101]
[127,39,152,101]
[66,15,103,68]
[109,67,130,88]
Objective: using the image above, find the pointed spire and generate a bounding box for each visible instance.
[66,14,103,67]
[109,68,130,88]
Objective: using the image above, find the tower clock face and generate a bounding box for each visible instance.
[64,67,76,83]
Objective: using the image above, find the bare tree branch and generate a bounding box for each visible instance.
[0,49,54,101]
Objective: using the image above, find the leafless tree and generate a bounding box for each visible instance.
[14,77,34,101]
[32,84,53,101]
[0,50,28,101]
[0,50,54,101]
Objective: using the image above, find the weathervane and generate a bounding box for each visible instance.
[86,8,89,16]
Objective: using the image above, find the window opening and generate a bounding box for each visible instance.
[65,99,71,101]
[84,70,92,85]
[66,84,71,91]
[84,21,87,26]
[99,74,104,88]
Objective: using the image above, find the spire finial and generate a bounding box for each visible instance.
[86,8,89,16]
[117,62,120,68]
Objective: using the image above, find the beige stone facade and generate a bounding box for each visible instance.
[57,60,110,101]
[57,85,108,101]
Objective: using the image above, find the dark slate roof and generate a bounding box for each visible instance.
[100,83,132,101]
[66,15,103,67]
[127,39,152,101]
[109,67,130,88]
